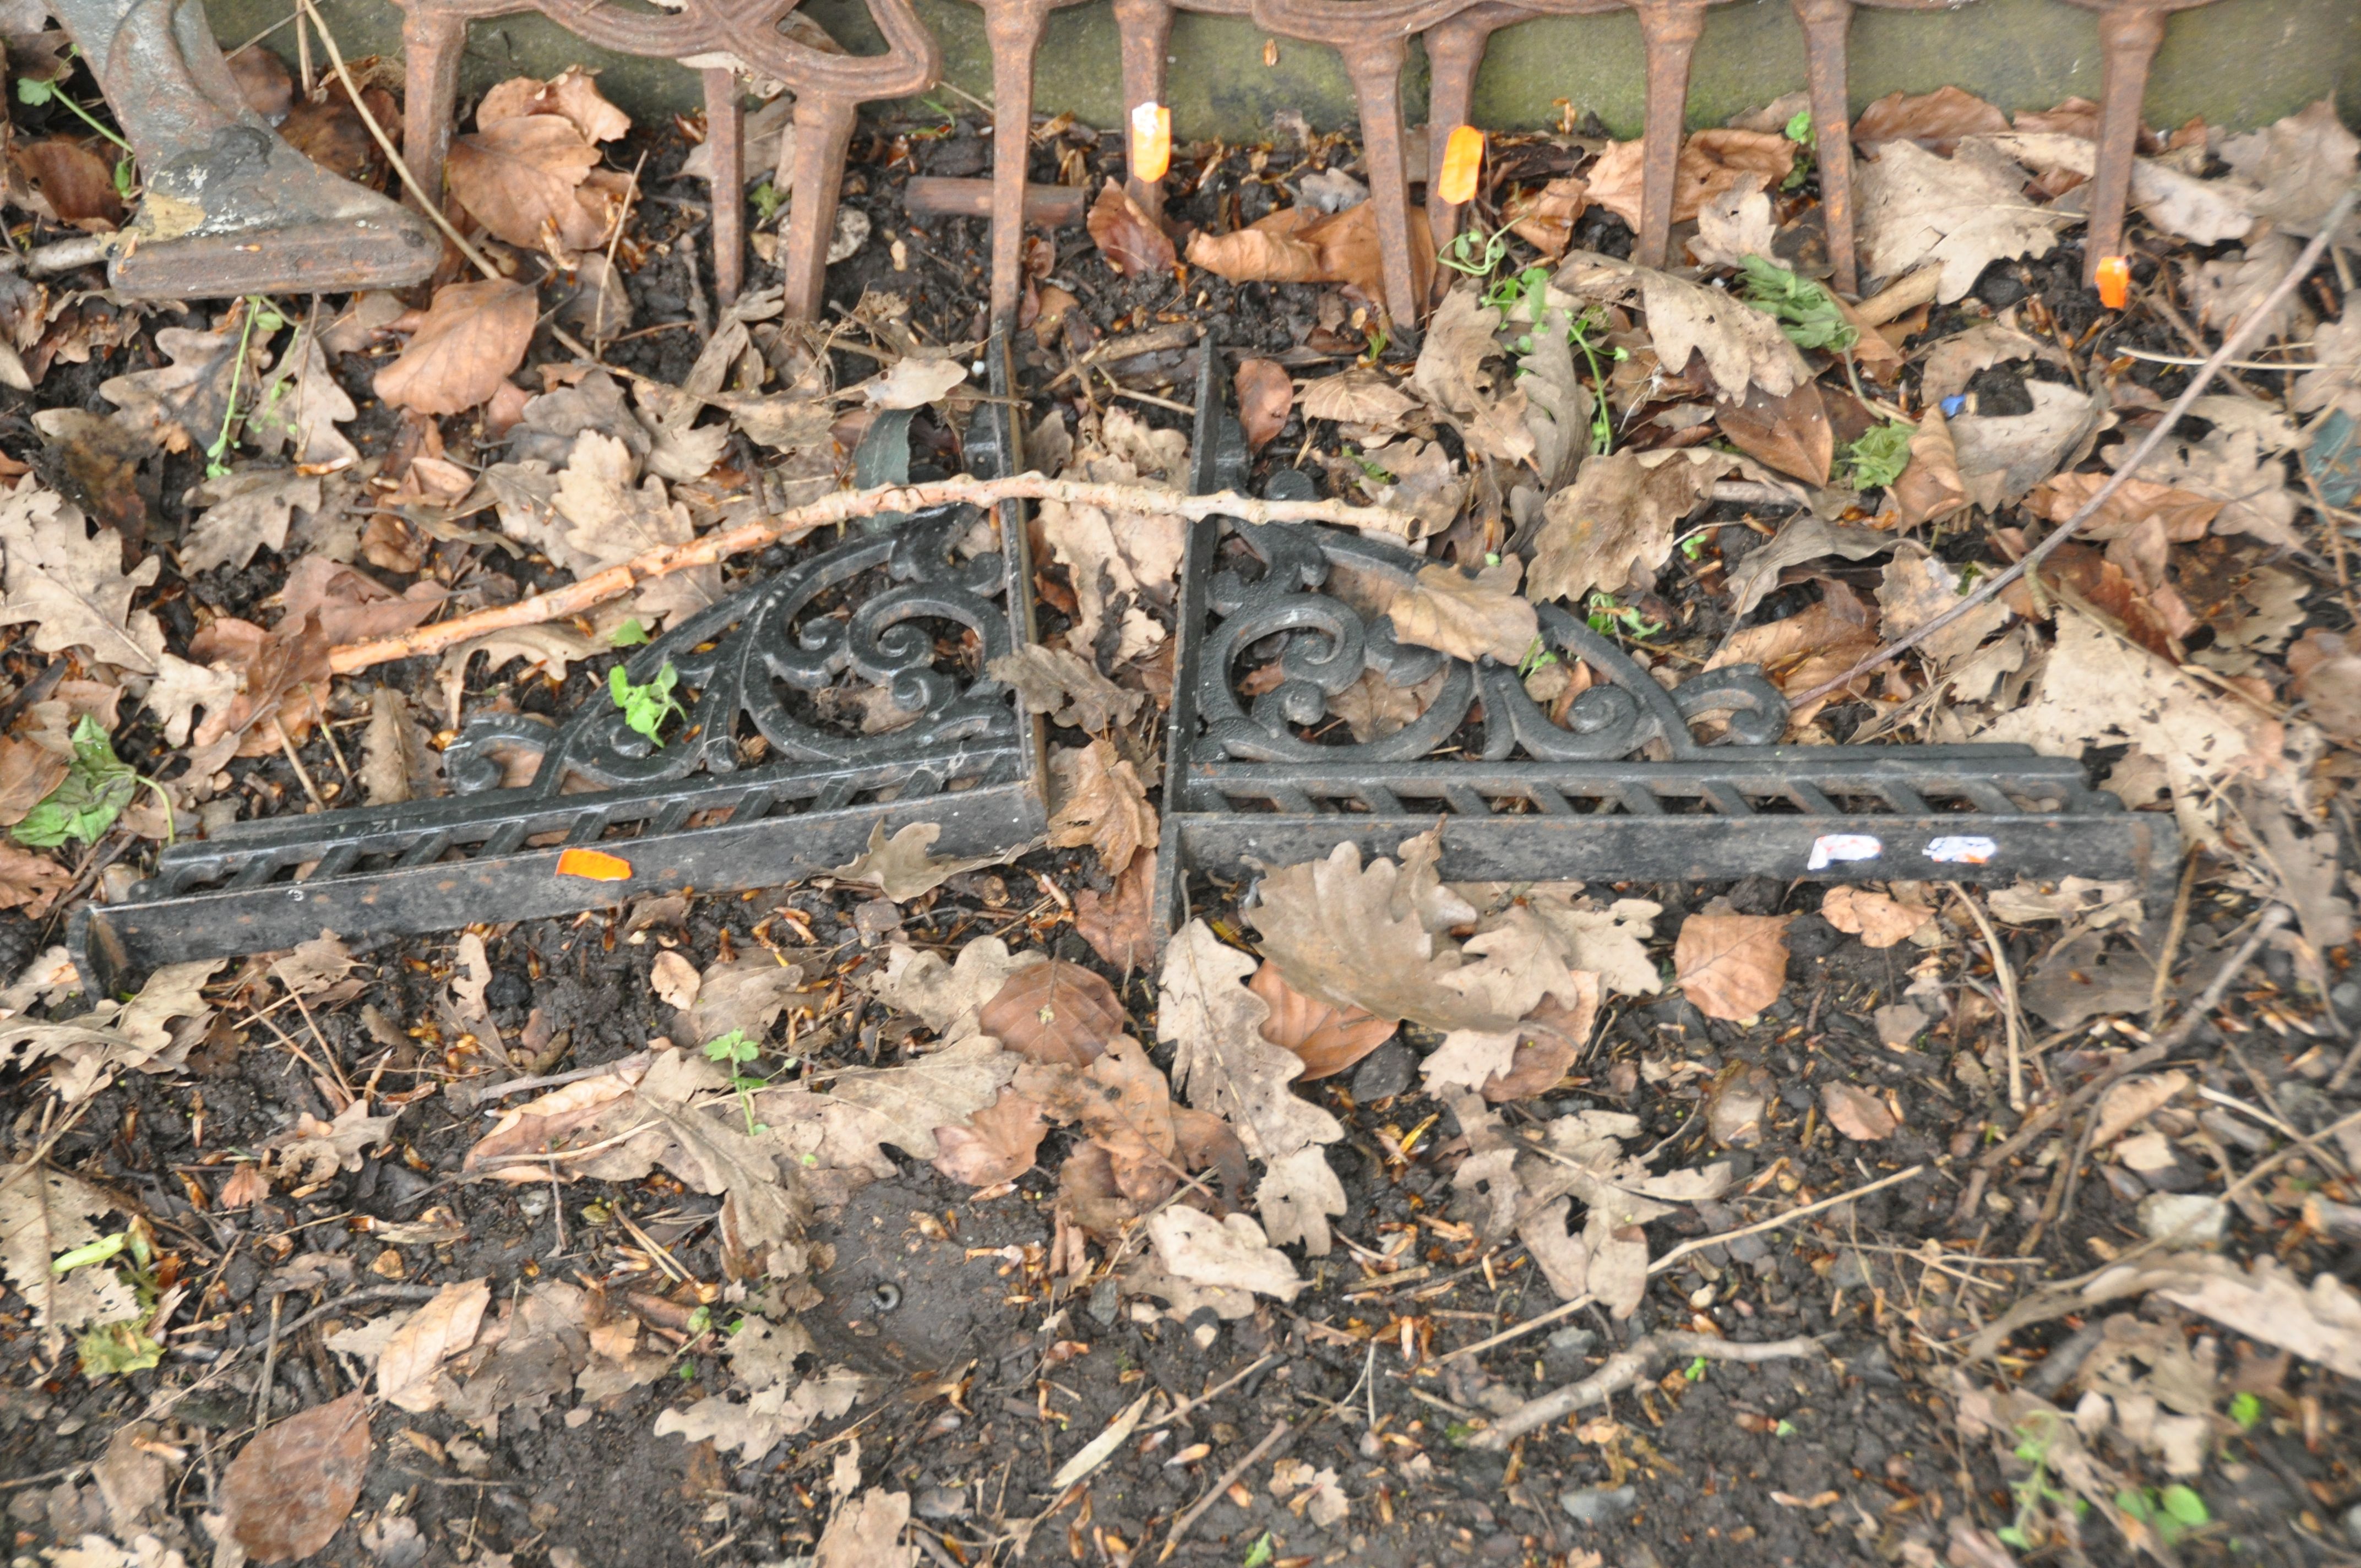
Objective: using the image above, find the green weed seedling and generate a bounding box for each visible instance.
[1996,1414,2087,1550]
[611,661,687,745]
[610,617,652,647]
[2117,1485,2210,1548]
[54,1223,164,1376]
[1739,256,1856,353]
[705,1029,795,1136]
[1842,421,1916,491]
[14,715,172,848]
[1586,594,1664,640]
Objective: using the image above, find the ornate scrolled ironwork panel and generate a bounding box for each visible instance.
[74,345,1042,997]
[1154,344,2179,936]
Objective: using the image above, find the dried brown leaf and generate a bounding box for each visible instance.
[1073,847,1157,976]
[1234,357,1293,451]
[1673,913,1791,1021]
[377,1277,491,1412]
[0,482,166,672]
[20,137,119,228]
[1819,1081,1897,1141]
[1818,886,1932,949]
[1715,378,1831,486]
[445,115,606,251]
[1528,447,1736,604]
[374,281,538,417]
[1852,85,2010,151]
[220,1391,372,1564]
[1087,179,1177,276]
[1048,738,1157,876]
[978,960,1126,1068]
[1385,557,1537,666]
[829,820,1003,902]
[1248,959,1395,1081]
[1856,139,2070,302]
[477,68,631,144]
[931,1087,1049,1186]
[1584,129,1796,230]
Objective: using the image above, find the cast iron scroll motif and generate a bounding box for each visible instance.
[74,344,1041,997]
[1153,344,2180,934]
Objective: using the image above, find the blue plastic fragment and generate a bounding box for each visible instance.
[1940,394,1968,418]
[2305,407,2361,508]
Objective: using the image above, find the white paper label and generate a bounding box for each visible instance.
[1924,835,1999,865]
[1806,833,1883,870]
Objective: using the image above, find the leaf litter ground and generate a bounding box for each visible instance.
[0,58,2358,1568]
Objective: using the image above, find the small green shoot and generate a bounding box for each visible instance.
[610,661,686,745]
[2229,1391,2263,1431]
[1684,1355,1709,1381]
[684,1304,712,1336]
[1679,531,1708,561]
[1438,225,1510,279]
[1346,449,1395,485]
[77,1320,163,1377]
[203,298,283,480]
[1842,421,1916,491]
[2117,1485,2209,1548]
[51,1232,130,1273]
[14,715,172,848]
[1996,1414,2083,1551]
[1585,593,1664,640]
[17,67,132,153]
[1241,1533,1275,1568]
[1738,256,1856,353]
[749,179,785,225]
[610,617,651,647]
[1783,107,1815,146]
[704,1028,771,1135]
[1772,1419,1797,1438]
[1516,636,1559,678]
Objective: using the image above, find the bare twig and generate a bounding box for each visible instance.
[1793,186,2360,706]
[1952,886,2031,1112]
[1471,1331,1825,1449]
[1159,1418,1291,1561]
[328,475,1422,675]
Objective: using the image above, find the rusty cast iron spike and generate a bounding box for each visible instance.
[1622,0,1722,270]
[702,69,747,306]
[905,177,1090,226]
[1420,1,1537,260]
[1247,0,1472,328]
[1112,0,1252,218]
[1792,0,1972,299]
[2065,0,2217,286]
[45,0,436,296]
[979,0,1092,328]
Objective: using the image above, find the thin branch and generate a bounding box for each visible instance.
[1471,1331,1825,1449]
[1158,1418,1291,1561]
[327,475,1422,675]
[1792,185,2360,706]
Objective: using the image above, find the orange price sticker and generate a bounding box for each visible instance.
[1439,125,1484,206]
[556,848,633,882]
[1130,101,1172,184]
[2095,254,2130,311]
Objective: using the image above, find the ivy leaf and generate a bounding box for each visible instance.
[13,715,137,848]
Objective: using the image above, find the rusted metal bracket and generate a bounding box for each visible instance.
[1111,0,1251,218]
[2060,0,2219,286]
[1244,0,1472,327]
[1792,0,1973,298]
[396,0,935,310]
[1155,341,2178,939]
[73,336,1042,998]
[43,0,437,297]
[1420,0,1549,257]
[905,177,1089,227]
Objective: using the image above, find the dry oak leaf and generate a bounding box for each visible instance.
[219,1391,372,1565]
[1875,545,2008,675]
[376,1277,491,1413]
[1249,959,1396,1082]
[0,733,69,825]
[1689,170,1778,270]
[868,937,1043,1048]
[1716,378,1832,487]
[446,113,607,251]
[829,820,1005,902]
[1088,179,1177,276]
[374,280,538,417]
[543,431,720,625]
[1673,912,1791,1021]
[97,325,255,453]
[2217,99,2359,238]
[1855,138,2070,303]
[0,1166,139,1343]
[2028,471,2221,542]
[180,467,321,574]
[1157,919,1347,1255]
[931,1086,1050,1186]
[1819,1081,1897,1142]
[864,352,967,409]
[1951,382,2106,509]
[1147,1207,1306,1302]
[1235,357,1293,451]
[0,840,69,916]
[1551,251,1808,402]
[1584,129,1796,231]
[1819,886,1931,949]
[988,644,1143,734]
[0,481,166,672]
[1890,405,1970,531]
[1852,85,2011,150]
[1504,175,1588,259]
[1074,846,1158,977]
[978,960,1126,1068]
[1298,367,1419,431]
[1528,447,1737,605]
[1384,557,1538,666]
[1048,738,1157,876]
[818,1486,920,1568]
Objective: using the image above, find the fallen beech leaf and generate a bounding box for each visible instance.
[1554,250,1808,403]
[1528,447,1736,604]
[932,1086,1049,1185]
[864,353,966,409]
[1585,129,1796,231]
[1715,378,1832,486]
[830,820,1002,902]
[1385,557,1539,666]
[1673,913,1791,1021]
[649,949,700,1013]
[1890,405,1970,530]
[376,1278,490,1412]
[1299,367,1418,429]
[2029,471,2222,543]
[477,67,631,144]
[1504,175,1587,259]
[1234,357,1293,451]
[1852,85,2010,151]
[374,280,538,417]
[1248,959,1395,1081]
[1187,201,1432,303]
[445,113,606,251]
[1819,1081,1897,1141]
[220,1391,372,1563]
[1707,578,1880,718]
[1087,179,1177,276]
[1184,220,1320,284]
[20,137,121,229]
[0,736,69,827]
[978,960,1126,1068]
[1689,170,1778,269]
[1856,139,2071,303]
[1819,886,1932,948]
